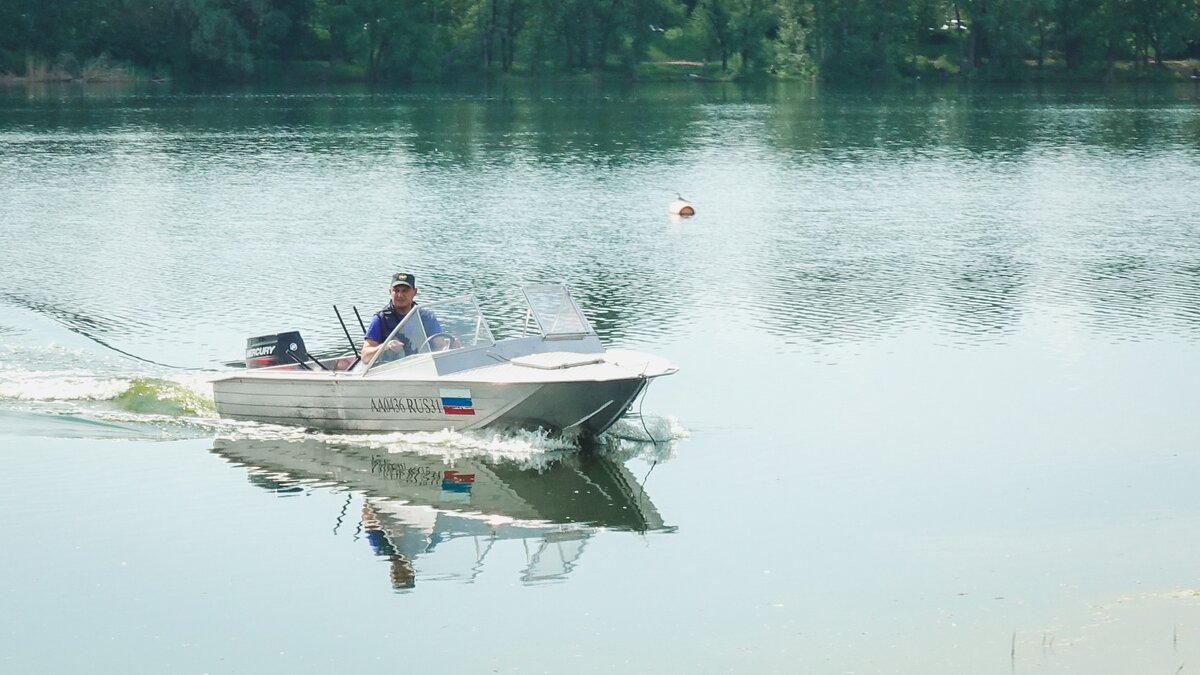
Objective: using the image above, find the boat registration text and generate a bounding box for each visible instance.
[370,396,444,415]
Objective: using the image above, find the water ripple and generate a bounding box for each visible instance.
[2,86,1199,366]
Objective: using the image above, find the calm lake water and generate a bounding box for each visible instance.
[2,81,1199,674]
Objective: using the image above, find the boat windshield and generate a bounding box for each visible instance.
[365,295,496,370]
[521,284,594,338]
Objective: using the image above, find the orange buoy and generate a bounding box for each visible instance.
[668,195,695,216]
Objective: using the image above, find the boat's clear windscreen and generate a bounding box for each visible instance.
[521,284,594,338]
[365,295,496,370]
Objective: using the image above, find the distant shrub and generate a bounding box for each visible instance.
[81,54,139,82]
[910,54,960,77]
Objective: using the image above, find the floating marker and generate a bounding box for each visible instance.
[668,194,695,216]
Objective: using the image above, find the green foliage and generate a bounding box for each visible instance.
[190,1,254,77]
[768,0,816,77]
[911,53,960,76]
[812,0,914,79]
[1,0,1197,82]
[958,0,1038,77]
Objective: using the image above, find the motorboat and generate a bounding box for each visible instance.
[211,284,677,436]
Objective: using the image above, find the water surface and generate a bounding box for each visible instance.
[2,81,1199,673]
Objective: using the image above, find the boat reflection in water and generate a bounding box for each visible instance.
[210,436,670,590]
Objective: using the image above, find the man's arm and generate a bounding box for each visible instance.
[360,338,384,364]
[361,316,391,364]
[362,336,411,363]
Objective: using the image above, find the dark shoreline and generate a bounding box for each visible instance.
[3,57,1198,87]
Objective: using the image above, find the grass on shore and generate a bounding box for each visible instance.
[4,52,1197,86]
[1,54,147,84]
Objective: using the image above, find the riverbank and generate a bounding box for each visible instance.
[0,54,147,84]
[5,56,1198,86]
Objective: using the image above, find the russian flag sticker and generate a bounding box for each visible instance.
[440,387,475,415]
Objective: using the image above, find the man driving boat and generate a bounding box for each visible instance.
[361,272,447,364]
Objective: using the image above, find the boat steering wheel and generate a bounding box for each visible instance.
[419,332,456,352]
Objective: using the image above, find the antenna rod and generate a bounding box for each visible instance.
[334,305,361,359]
[352,306,366,333]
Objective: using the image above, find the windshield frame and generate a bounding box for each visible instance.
[520,284,595,339]
[362,294,495,372]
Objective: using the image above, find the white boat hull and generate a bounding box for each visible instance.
[213,374,649,435]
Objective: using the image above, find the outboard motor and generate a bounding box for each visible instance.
[245,331,307,368]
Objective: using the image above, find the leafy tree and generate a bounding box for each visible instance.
[693,0,736,70]
[1054,0,1106,71]
[768,0,817,77]
[187,0,254,77]
[452,0,524,72]
[811,0,917,79]
[1,0,1195,82]
[958,0,1033,76]
[729,0,777,73]
[316,0,361,65]
[1128,0,1198,66]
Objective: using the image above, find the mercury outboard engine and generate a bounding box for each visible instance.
[245,331,308,368]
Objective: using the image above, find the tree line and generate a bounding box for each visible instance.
[2,0,1198,83]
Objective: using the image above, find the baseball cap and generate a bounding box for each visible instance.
[390,272,415,288]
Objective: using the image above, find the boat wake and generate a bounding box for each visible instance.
[209,415,686,468]
[0,311,224,436]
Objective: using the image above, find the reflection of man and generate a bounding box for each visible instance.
[361,272,446,364]
[362,503,416,590]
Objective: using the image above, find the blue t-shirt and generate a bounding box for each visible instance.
[364,304,443,346]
